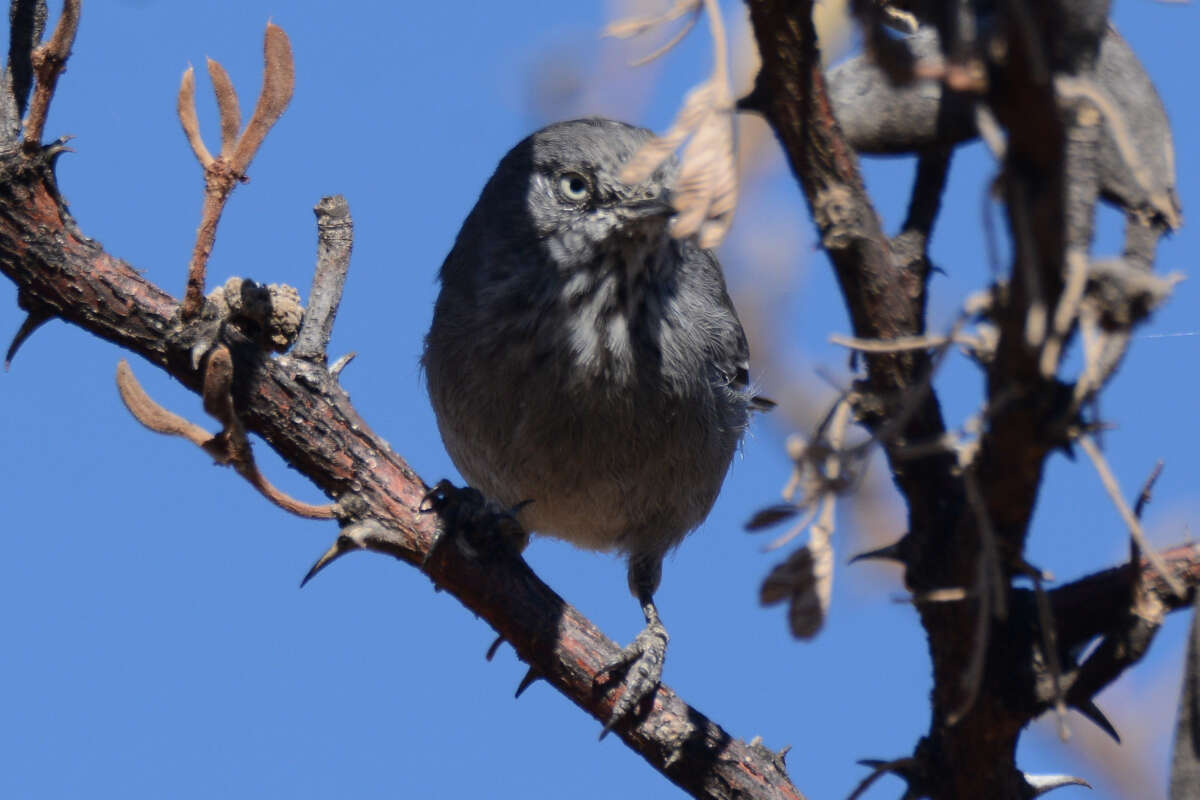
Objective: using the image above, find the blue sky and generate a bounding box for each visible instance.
[1,2,1197,798]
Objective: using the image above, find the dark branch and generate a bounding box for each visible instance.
[0,0,46,140]
[742,1,1177,796]
[22,0,78,149]
[0,139,805,800]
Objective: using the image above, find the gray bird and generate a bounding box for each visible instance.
[422,117,769,734]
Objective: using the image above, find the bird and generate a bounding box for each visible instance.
[421,117,769,734]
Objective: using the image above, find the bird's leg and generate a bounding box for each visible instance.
[420,480,530,566]
[419,481,533,663]
[596,554,669,737]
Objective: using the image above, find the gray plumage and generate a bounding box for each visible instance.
[423,118,764,731]
[826,25,1180,242]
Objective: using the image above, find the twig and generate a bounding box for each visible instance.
[329,351,356,379]
[962,467,1007,620]
[604,0,703,67]
[945,551,990,727]
[1027,567,1069,741]
[176,64,212,167]
[1009,178,1047,349]
[847,315,966,460]
[1078,434,1183,597]
[1,0,48,140]
[1134,461,1165,521]
[21,0,78,149]
[847,757,918,800]
[179,23,294,320]
[116,359,213,446]
[116,358,336,520]
[828,332,983,353]
[1039,248,1089,377]
[294,195,353,362]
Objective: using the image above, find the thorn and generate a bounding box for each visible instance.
[43,134,74,161]
[1024,773,1092,796]
[777,744,791,764]
[1133,459,1165,520]
[848,537,908,565]
[191,340,210,371]
[514,665,542,699]
[5,309,51,369]
[1072,698,1120,743]
[485,634,505,662]
[329,351,356,379]
[299,534,360,587]
[1017,558,1055,582]
[736,78,766,114]
[849,757,921,800]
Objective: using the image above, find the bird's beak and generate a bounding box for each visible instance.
[620,189,675,221]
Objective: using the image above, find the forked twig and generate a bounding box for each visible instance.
[178,23,295,320]
[847,757,919,800]
[604,0,703,67]
[22,0,79,149]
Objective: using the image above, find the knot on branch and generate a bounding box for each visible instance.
[208,276,303,353]
[813,184,863,251]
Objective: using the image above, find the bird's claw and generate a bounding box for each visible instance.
[596,619,669,739]
[419,481,530,568]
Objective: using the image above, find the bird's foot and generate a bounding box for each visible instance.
[595,618,668,738]
[420,480,529,567]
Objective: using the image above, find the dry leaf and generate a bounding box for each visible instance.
[760,540,835,639]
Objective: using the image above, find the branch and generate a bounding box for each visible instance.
[742,1,1164,796]
[0,0,47,140]
[0,117,804,800]
[740,0,958,578]
[22,0,77,149]
[293,194,352,362]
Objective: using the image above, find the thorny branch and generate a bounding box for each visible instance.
[0,6,802,800]
[1,1,1194,799]
[743,0,1185,797]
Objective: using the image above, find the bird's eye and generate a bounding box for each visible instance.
[557,172,591,203]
